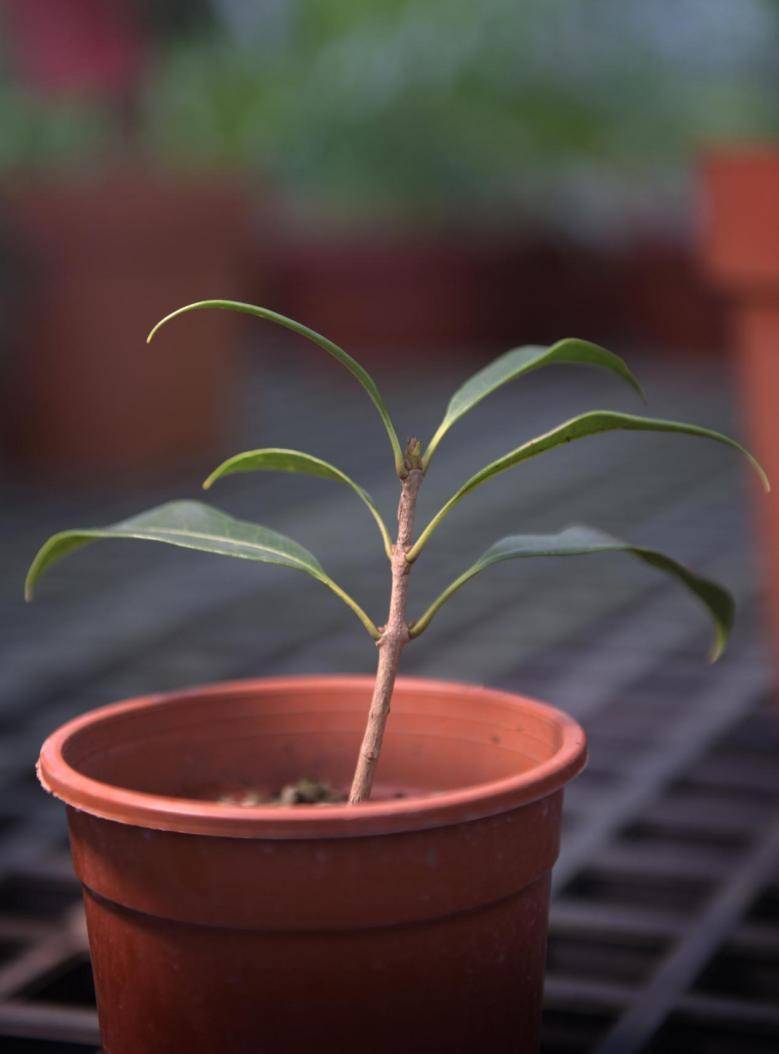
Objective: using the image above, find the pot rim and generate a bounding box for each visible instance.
[38,675,587,839]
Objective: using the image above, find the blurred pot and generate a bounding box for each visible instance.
[702,150,779,658]
[262,221,724,361]
[38,675,586,1054]
[622,236,725,353]
[267,228,485,358]
[1,170,249,480]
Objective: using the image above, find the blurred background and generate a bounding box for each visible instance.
[3,2,779,1053]
[1,1,779,475]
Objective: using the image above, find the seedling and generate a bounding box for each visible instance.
[26,300,769,803]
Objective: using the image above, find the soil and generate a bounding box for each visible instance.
[215,778,408,807]
[217,778,346,807]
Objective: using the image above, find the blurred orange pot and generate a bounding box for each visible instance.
[2,170,249,480]
[267,228,486,358]
[39,675,586,1054]
[702,150,779,659]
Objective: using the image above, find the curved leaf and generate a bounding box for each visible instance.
[423,338,645,467]
[204,448,392,559]
[25,500,379,639]
[410,411,769,559]
[410,526,733,661]
[147,300,405,476]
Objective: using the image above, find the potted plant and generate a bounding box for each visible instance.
[701,150,779,664]
[3,169,250,479]
[27,299,766,1054]
[0,53,250,480]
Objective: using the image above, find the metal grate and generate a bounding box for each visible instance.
[544,689,779,1053]
[1,352,776,1052]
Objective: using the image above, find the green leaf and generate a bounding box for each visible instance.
[410,411,769,559]
[410,526,734,661]
[25,500,379,639]
[422,338,645,467]
[147,300,405,476]
[204,448,392,559]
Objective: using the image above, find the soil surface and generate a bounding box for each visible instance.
[217,778,346,807]
[214,778,410,807]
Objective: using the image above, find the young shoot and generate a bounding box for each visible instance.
[26,300,769,804]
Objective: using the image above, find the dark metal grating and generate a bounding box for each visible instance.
[1,354,777,1052]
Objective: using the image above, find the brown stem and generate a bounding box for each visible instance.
[348,465,423,804]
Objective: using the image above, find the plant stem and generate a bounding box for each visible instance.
[348,465,423,804]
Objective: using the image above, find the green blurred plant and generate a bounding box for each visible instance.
[0,80,114,174]
[2,0,778,219]
[26,300,768,803]
[139,0,779,222]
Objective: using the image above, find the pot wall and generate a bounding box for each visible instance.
[41,676,586,1054]
[73,809,555,1054]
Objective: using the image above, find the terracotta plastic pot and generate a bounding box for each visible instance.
[701,150,779,661]
[38,675,586,1054]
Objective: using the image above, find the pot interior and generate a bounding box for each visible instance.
[60,679,568,803]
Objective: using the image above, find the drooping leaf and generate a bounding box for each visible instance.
[410,411,769,558]
[410,526,733,660]
[147,300,405,476]
[423,338,645,467]
[25,500,379,638]
[204,448,392,558]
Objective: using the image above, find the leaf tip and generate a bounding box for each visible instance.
[624,372,647,405]
[741,447,770,492]
[708,636,726,664]
[202,461,229,490]
[146,317,165,343]
[750,458,771,493]
[147,302,198,344]
[708,593,733,663]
